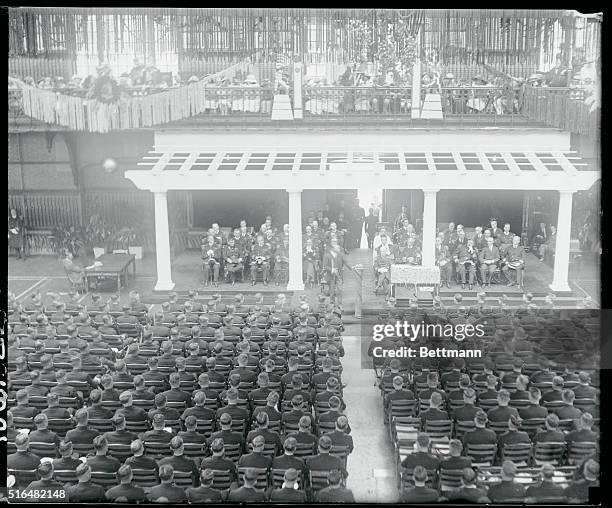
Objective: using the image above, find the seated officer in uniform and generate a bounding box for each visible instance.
[315,469,355,503]
[487,460,526,502]
[227,467,267,503]
[400,465,440,503]
[250,235,272,286]
[463,410,498,449]
[447,467,490,503]
[158,436,199,487]
[66,462,107,502]
[147,464,188,503]
[435,237,452,288]
[8,433,41,483]
[23,461,66,500]
[479,236,500,287]
[223,236,245,286]
[105,464,147,503]
[524,463,565,503]
[400,432,440,473]
[187,468,224,503]
[269,467,307,502]
[202,235,222,287]
[502,235,525,288]
[455,238,478,290]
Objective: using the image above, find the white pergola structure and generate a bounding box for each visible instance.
[125,130,599,292]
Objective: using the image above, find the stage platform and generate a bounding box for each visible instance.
[8,247,599,313]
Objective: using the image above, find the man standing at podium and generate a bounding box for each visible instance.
[322,240,352,306]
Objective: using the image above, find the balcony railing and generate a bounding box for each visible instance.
[9,81,596,134]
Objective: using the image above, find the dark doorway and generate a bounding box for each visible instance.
[191,190,287,230]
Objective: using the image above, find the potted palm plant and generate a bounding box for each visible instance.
[113,203,148,259]
[85,213,113,258]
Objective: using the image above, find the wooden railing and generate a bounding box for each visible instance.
[522,85,597,136]
[10,80,598,134]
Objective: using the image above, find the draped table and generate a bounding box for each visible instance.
[390,265,441,298]
[390,264,441,284]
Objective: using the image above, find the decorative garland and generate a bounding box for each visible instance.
[16,59,252,132]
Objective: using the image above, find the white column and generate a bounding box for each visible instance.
[153,190,175,291]
[293,61,303,120]
[421,189,438,266]
[550,190,574,292]
[287,189,305,291]
[411,30,422,119]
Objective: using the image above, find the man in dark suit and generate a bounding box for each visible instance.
[364,209,378,249]
[322,240,353,305]
[479,236,500,287]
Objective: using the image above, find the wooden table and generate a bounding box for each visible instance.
[85,253,136,293]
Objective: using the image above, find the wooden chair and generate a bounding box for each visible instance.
[520,418,546,438]
[224,442,243,463]
[72,442,95,457]
[107,443,132,461]
[29,441,58,459]
[131,468,158,488]
[173,470,196,488]
[238,466,269,490]
[272,468,303,488]
[568,441,598,464]
[439,468,464,491]
[466,443,497,466]
[9,468,38,487]
[533,441,565,466]
[54,468,78,484]
[90,471,119,488]
[502,442,533,466]
[425,419,452,440]
[183,442,205,459]
[144,440,172,458]
[209,469,233,490]
[89,419,114,433]
[454,420,475,440]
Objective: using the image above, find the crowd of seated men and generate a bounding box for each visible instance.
[373,216,532,295]
[6,288,357,503]
[197,206,360,289]
[370,298,600,504]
